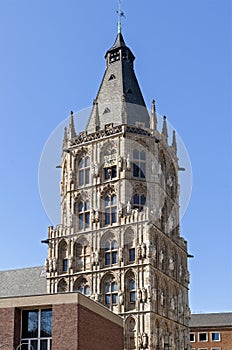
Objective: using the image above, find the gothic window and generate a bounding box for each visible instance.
[133,194,146,211]
[129,248,135,262]
[77,200,90,230]
[124,229,135,265]
[78,156,90,186]
[104,240,118,266]
[104,278,118,308]
[74,242,91,271]
[127,318,136,350]
[74,278,90,296]
[57,279,67,292]
[58,240,68,274]
[129,279,136,303]
[133,149,146,179]
[104,165,117,180]
[104,194,117,225]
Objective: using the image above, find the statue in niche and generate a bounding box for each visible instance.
[118,290,124,305]
[167,216,174,231]
[118,156,123,171]
[160,291,164,306]
[159,250,164,266]
[118,247,123,262]
[95,209,100,222]
[95,250,99,265]
[179,264,183,278]
[142,287,147,303]
[118,202,123,218]
[151,160,156,175]
[127,201,132,214]
[53,258,57,272]
[126,154,131,170]
[167,173,173,187]
[169,257,175,271]
[141,243,146,258]
[137,244,142,259]
[142,333,148,348]
[138,289,142,303]
[170,297,175,311]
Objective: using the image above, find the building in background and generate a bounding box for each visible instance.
[45,29,191,349]
[189,313,232,350]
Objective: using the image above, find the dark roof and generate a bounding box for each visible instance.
[190,313,232,328]
[0,266,47,298]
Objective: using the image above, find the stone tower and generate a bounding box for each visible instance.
[45,31,191,350]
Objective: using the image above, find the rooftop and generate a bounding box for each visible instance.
[0,266,46,298]
[190,312,232,328]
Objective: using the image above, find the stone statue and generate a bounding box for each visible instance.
[118,290,124,305]
[126,154,131,170]
[137,244,142,259]
[53,258,57,272]
[141,243,146,258]
[159,250,164,266]
[169,257,175,271]
[167,173,173,187]
[118,156,123,170]
[160,291,164,306]
[142,333,148,348]
[170,297,175,311]
[142,287,147,303]
[127,201,132,214]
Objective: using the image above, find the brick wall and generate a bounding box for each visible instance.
[190,327,232,350]
[0,308,15,348]
[78,304,123,350]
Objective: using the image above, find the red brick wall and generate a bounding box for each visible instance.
[52,303,78,350]
[78,304,123,350]
[0,308,15,349]
[190,327,232,350]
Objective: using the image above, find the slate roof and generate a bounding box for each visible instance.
[190,313,232,328]
[0,266,47,298]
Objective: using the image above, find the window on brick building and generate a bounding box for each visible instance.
[198,332,208,342]
[21,309,52,350]
[190,333,195,342]
[211,332,221,341]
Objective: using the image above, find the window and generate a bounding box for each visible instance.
[129,279,136,303]
[133,194,146,212]
[189,333,195,342]
[199,333,208,342]
[62,258,68,272]
[133,149,146,179]
[211,332,221,341]
[129,248,135,262]
[76,244,91,271]
[103,107,111,114]
[105,240,118,266]
[105,194,117,225]
[211,348,221,350]
[104,165,117,180]
[78,200,90,230]
[108,74,116,81]
[75,278,90,296]
[105,279,118,307]
[78,156,90,186]
[21,309,52,350]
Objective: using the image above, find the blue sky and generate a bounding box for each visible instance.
[0,0,231,313]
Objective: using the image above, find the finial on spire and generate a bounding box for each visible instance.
[172,130,177,153]
[150,99,157,133]
[93,99,100,131]
[117,0,125,33]
[162,115,168,142]
[68,110,76,139]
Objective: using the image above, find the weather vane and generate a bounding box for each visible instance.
[117,0,125,33]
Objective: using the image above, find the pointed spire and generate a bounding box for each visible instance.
[68,111,76,139]
[162,115,168,143]
[93,99,100,131]
[172,130,177,153]
[121,93,127,124]
[63,126,68,149]
[150,99,157,133]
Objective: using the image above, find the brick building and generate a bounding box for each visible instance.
[189,313,232,350]
[0,288,123,350]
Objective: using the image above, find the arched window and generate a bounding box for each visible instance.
[104,278,118,308]
[74,241,91,271]
[133,149,146,179]
[128,318,136,350]
[129,279,136,303]
[77,200,90,230]
[104,194,117,225]
[74,278,90,296]
[78,156,90,186]
[105,240,118,266]
[133,194,146,212]
[57,279,67,293]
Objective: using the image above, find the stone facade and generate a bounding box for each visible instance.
[45,32,191,349]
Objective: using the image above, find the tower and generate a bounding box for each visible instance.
[45,30,191,350]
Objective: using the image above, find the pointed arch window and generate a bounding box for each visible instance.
[74,278,90,296]
[133,149,146,179]
[129,279,136,303]
[128,318,136,350]
[105,240,118,266]
[58,240,68,274]
[104,279,118,307]
[75,243,91,271]
[133,194,146,212]
[104,194,117,225]
[77,200,90,230]
[78,156,90,186]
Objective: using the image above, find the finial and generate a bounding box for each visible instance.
[68,110,76,139]
[162,115,168,142]
[150,99,157,133]
[117,0,125,33]
[172,130,177,153]
[93,99,100,131]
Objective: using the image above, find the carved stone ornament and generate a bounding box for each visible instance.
[167,173,173,187]
[126,154,131,170]
[169,257,175,271]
